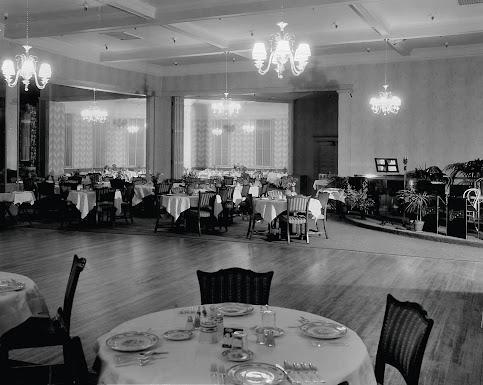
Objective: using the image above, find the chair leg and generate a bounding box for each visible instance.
[198,217,201,236]
[130,208,134,223]
[323,219,328,239]
[124,208,129,224]
[246,215,252,238]
[154,211,160,233]
[306,222,309,243]
[287,220,291,244]
[249,215,255,240]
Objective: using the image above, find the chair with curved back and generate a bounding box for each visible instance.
[0,255,88,385]
[237,184,251,216]
[197,267,274,305]
[315,191,329,239]
[375,294,434,385]
[121,182,135,224]
[279,195,310,244]
[217,186,235,230]
[185,191,217,236]
[95,187,116,227]
[246,194,265,240]
[109,178,126,191]
[259,182,269,197]
[153,182,173,232]
[223,176,235,186]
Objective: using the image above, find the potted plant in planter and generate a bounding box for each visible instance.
[397,189,434,232]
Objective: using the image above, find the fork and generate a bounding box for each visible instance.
[284,361,302,384]
[308,363,325,383]
[293,362,310,383]
[301,363,318,383]
[115,355,155,367]
[210,363,218,384]
[219,364,226,385]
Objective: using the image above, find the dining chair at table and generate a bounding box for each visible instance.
[23,177,38,199]
[237,184,251,216]
[121,183,135,224]
[279,195,310,244]
[171,186,186,194]
[374,294,434,385]
[109,178,126,191]
[315,191,329,239]
[217,186,235,230]
[259,182,269,197]
[246,194,265,240]
[0,255,88,385]
[197,267,274,305]
[185,191,217,236]
[95,187,116,227]
[223,176,235,186]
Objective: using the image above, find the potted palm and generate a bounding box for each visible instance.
[397,189,434,232]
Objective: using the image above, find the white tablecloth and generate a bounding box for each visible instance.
[233,186,260,205]
[0,191,36,206]
[254,198,322,223]
[0,272,49,337]
[318,188,346,203]
[67,190,122,219]
[161,194,223,221]
[132,185,155,206]
[95,306,376,385]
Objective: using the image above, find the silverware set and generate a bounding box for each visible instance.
[114,350,169,367]
[178,306,198,314]
[310,341,349,348]
[210,363,226,384]
[283,360,325,384]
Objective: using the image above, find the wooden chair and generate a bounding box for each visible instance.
[153,182,173,232]
[315,191,329,239]
[121,183,135,224]
[185,191,216,236]
[109,178,126,191]
[223,176,235,186]
[375,294,434,385]
[259,182,269,197]
[246,194,265,240]
[218,186,235,230]
[95,187,116,227]
[197,267,274,305]
[22,177,38,199]
[278,195,310,244]
[171,186,186,194]
[0,255,88,385]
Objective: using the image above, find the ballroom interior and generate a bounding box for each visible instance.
[1,1,482,385]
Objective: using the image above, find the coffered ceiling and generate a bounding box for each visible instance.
[1,0,483,77]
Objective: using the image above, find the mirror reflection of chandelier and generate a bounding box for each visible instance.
[211,120,223,136]
[211,52,241,118]
[369,39,401,115]
[242,124,255,133]
[81,89,108,124]
[127,125,139,134]
[2,0,52,91]
[252,0,310,79]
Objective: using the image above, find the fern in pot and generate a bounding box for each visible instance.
[397,189,434,232]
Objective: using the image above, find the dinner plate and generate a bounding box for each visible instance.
[210,303,254,317]
[227,362,285,385]
[222,348,254,362]
[300,321,348,339]
[254,326,284,337]
[106,332,159,352]
[163,329,193,341]
[0,279,25,293]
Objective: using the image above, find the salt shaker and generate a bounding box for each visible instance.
[194,307,201,330]
[185,315,194,331]
[265,330,276,347]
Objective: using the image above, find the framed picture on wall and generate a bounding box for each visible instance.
[375,158,399,173]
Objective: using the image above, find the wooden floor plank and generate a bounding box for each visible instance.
[0,223,482,385]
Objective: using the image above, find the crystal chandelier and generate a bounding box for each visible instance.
[369,39,401,115]
[211,120,223,136]
[252,0,310,79]
[127,125,139,134]
[2,0,52,91]
[212,52,241,118]
[81,89,108,124]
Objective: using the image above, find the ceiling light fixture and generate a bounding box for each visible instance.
[127,125,139,134]
[242,123,255,133]
[369,39,401,115]
[2,0,52,91]
[251,0,310,79]
[81,89,108,123]
[212,52,241,118]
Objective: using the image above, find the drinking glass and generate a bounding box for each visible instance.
[261,309,276,328]
[232,331,248,350]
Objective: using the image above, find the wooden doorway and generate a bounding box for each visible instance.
[314,136,338,175]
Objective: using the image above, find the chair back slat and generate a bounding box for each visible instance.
[37,182,55,197]
[123,183,135,203]
[259,183,269,196]
[197,267,274,305]
[62,255,86,333]
[375,294,434,385]
[155,182,172,195]
[287,196,309,213]
[109,178,125,190]
[198,191,216,209]
[223,176,234,186]
[218,186,235,203]
[241,184,250,197]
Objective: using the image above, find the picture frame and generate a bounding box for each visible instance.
[375,158,399,173]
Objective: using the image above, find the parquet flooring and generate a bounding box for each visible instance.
[0,217,482,385]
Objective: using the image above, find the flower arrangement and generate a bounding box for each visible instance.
[280,175,298,189]
[151,171,163,184]
[345,181,375,219]
[182,169,198,185]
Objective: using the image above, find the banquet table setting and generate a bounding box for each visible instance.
[132,184,155,206]
[0,272,49,337]
[254,197,322,224]
[66,190,123,219]
[95,304,376,385]
[161,193,223,221]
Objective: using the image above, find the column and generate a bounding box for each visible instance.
[171,96,184,179]
[337,89,352,177]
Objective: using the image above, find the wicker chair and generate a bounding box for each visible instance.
[0,255,88,385]
[197,267,274,305]
[375,294,434,385]
[278,195,310,244]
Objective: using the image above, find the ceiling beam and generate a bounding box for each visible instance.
[97,0,156,20]
[388,39,411,56]
[162,23,228,49]
[349,3,389,37]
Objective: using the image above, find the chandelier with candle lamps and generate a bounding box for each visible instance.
[369,39,401,115]
[81,89,108,124]
[2,0,52,91]
[211,52,241,119]
[251,0,310,79]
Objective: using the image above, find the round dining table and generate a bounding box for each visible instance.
[0,272,49,337]
[161,193,223,221]
[95,305,376,385]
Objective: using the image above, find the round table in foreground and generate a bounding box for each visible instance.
[95,305,376,385]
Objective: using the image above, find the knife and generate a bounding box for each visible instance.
[275,363,299,384]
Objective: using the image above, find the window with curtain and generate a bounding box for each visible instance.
[213,120,231,166]
[64,114,73,167]
[255,119,273,167]
[126,119,146,167]
[93,123,106,168]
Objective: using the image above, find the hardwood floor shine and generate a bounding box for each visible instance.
[1,225,482,385]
